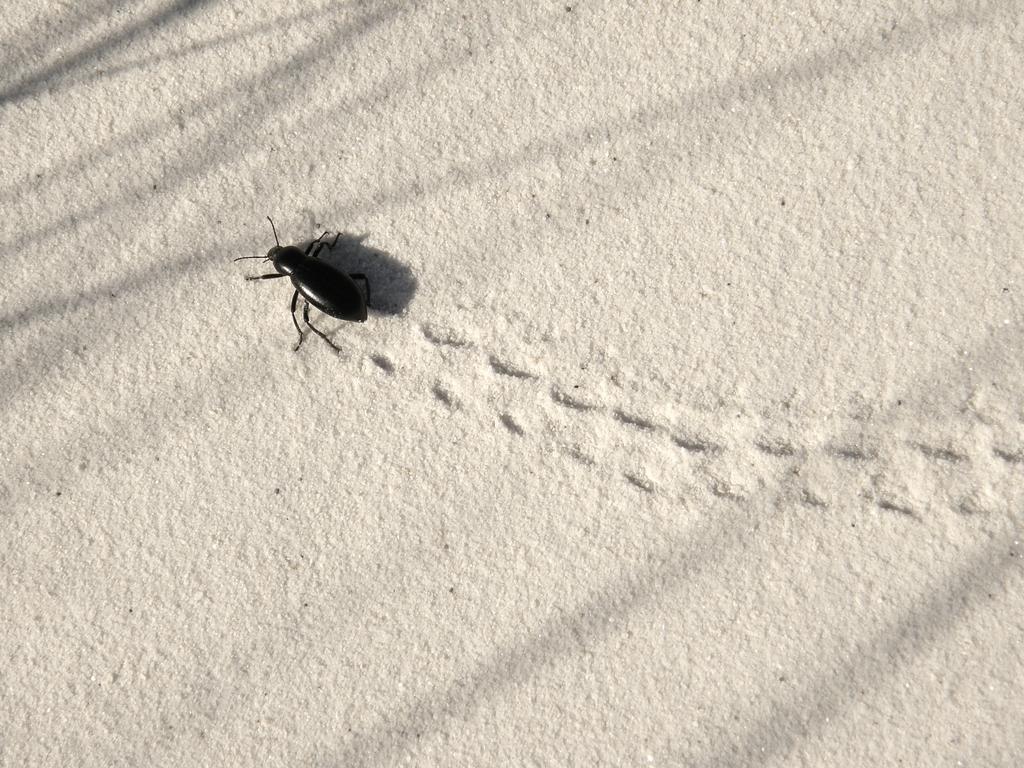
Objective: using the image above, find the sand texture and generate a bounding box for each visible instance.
[2,1,1023,765]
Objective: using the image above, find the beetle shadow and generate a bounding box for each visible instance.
[311,233,418,316]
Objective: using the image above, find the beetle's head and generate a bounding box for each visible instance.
[269,245,304,275]
[262,216,301,274]
[232,217,305,272]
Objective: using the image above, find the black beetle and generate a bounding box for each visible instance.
[235,217,370,351]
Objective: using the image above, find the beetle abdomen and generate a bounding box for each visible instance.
[291,259,367,322]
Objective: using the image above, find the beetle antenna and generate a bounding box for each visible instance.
[232,255,267,261]
[267,216,281,247]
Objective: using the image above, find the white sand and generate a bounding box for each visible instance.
[2,1,1022,765]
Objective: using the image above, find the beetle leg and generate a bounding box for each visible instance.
[291,291,304,351]
[303,231,331,256]
[303,302,343,352]
[245,273,287,281]
[309,232,342,260]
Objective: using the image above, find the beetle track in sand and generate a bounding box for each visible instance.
[357,320,1023,519]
